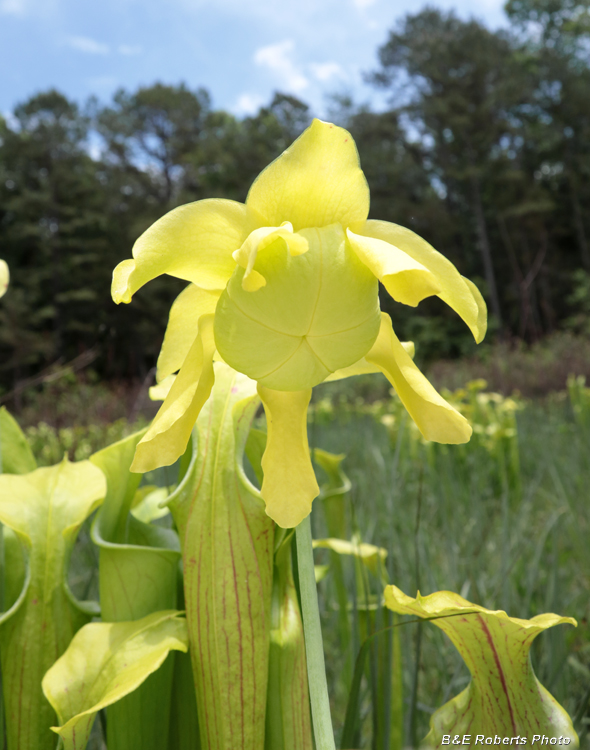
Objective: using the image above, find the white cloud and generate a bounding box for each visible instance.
[309,61,345,83]
[254,39,308,94]
[351,0,377,8]
[118,44,142,56]
[0,0,24,14]
[1,0,61,19]
[67,36,110,55]
[87,75,118,91]
[0,0,26,15]
[233,92,264,116]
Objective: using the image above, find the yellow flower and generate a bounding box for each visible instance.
[0,259,8,298]
[112,119,486,528]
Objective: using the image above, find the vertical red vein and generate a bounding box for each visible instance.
[478,616,517,735]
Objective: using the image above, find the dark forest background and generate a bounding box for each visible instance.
[2,0,590,398]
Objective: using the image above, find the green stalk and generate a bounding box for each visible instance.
[296,515,336,750]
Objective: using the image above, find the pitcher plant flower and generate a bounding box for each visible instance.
[0,259,9,297]
[112,119,487,528]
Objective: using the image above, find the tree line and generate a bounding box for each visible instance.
[1,0,590,391]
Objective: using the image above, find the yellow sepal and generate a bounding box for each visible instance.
[246,119,369,231]
[366,314,472,444]
[156,284,220,382]
[257,385,319,528]
[112,199,262,304]
[132,314,216,472]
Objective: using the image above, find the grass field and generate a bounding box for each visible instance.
[308,378,590,747]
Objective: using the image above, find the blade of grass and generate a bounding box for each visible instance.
[296,514,336,750]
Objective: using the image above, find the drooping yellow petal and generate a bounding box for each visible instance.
[246,119,369,231]
[112,200,263,304]
[324,341,415,382]
[0,259,8,298]
[313,538,387,576]
[214,224,381,391]
[156,284,221,382]
[356,220,487,342]
[366,314,472,443]
[257,386,319,528]
[132,314,216,473]
[323,358,381,382]
[384,587,578,748]
[347,229,442,306]
[149,375,176,401]
[463,275,487,341]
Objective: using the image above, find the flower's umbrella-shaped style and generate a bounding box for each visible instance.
[112,119,487,528]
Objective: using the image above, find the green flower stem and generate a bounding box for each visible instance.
[296,515,336,750]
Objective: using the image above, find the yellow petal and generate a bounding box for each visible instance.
[246,119,369,231]
[356,220,487,342]
[463,275,487,341]
[149,375,176,401]
[0,259,9,298]
[313,538,387,576]
[366,314,472,443]
[132,315,216,472]
[257,386,319,528]
[156,284,221,382]
[347,229,442,306]
[112,199,263,304]
[324,340,415,382]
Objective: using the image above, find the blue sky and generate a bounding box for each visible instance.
[0,0,507,119]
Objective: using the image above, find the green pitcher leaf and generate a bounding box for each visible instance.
[0,407,36,475]
[246,422,313,749]
[42,610,188,750]
[167,362,275,750]
[0,458,105,750]
[90,429,147,545]
[168,650,201,750]
[0,408,35,750]
[384,586,579,748]
[265,537,313,750]
[90,430,182,750]
[245,427,267,487]
[314,448,350,541]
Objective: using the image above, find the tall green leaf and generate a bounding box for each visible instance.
[90,430,182,750]
[0,458,105,750]
[246,426,313,750]
[167,363,275,750]
[0,407,36,750]
[265,536,313,750]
